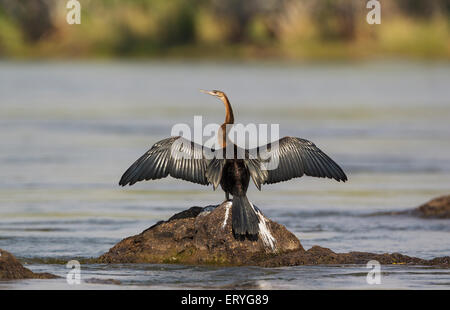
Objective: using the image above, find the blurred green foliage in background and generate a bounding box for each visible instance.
[0,0,449,60]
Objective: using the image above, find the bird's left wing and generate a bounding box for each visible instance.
[119,136,212,186]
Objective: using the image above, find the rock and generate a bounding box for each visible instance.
[98,202,450,268]
[84,278,121,285]
[367,195,450,219]
[412,195,450,219]
[258,246,449,268]
[0,249,58,280]
[98,201,303,265]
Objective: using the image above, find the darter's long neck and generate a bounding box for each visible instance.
[222,95,234,125]
[220,95,234,148]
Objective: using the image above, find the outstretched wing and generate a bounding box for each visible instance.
[249,136,347,187]
[119,136,211,186]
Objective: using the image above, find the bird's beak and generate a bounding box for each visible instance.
[200,89,215,96]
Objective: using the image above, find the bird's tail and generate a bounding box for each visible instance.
[232,195,260,239]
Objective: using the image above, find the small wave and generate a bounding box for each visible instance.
[275,210,366,218]
[20,256,96,265]
[0,227,69,232]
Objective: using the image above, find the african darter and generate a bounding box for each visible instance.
[119,90,347,239]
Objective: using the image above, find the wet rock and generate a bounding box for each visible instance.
[0,249,58,280]
[84,278,121,285]
[368,195,450,219]
[258,246,449,268]
[98,201,303,265]
[412,195,450,219]
[98,202,450,268]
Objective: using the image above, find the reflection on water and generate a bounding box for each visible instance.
[0,61,449,289]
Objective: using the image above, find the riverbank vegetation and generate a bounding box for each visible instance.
[0,0,449,60]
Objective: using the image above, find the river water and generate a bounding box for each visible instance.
[0,61,449,289]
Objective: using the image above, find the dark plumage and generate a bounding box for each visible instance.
[119,90,347,239]
[120,137,210,186]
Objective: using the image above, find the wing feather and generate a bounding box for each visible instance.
[250,136,347,185]
[119,136,212,186]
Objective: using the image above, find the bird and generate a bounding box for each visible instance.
[119,90,347,240]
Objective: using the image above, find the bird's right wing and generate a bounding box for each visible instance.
[119,136,212,186]
[248,136,347,187]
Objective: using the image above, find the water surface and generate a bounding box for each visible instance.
[0,61,449,289]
